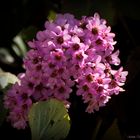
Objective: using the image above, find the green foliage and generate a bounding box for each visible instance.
[12,26,38,58]
[48,10,56,21]
[0,0,140,139]
[91,117,122,140]
[28,99,70,140]
[19,26,38,42]
[12,35,27,58]
[100,119,122,140]
[0,70,19,91]
[0,48,15,64]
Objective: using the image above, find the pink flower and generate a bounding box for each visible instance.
[106,50,120,66]
[4,12,128,129]
[8,108,27,129]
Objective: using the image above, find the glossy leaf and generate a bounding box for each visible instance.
[28,99,70,140]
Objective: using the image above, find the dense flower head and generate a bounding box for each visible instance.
[4,13,128,129]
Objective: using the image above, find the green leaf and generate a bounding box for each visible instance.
[28,99,70,140]
[0,71,19,90]
[0,48,15,64]
[12,26,38,58]
[12,35,27,57]
[19,26,38,42]
[48,10,56,21]
[100,119,122,140]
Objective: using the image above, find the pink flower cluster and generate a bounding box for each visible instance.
[4,13,128,129]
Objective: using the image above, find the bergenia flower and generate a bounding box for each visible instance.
[4,13,128,129]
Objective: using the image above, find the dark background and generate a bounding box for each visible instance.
[0,0,140,140]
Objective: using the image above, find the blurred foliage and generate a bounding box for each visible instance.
[0,0,140,140]
[99,119,122,140]
[28,99,70,140]
[0,69,19,91]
